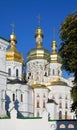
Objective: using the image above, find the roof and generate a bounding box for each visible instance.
[0,36,9,42]
[49,81,68,86]
[47,98,58,105]
[7,78,27,85]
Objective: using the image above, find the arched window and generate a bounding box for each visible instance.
[58,70,60,76]
[43,100,45,108]
[8,68,11,76]
[59,111,62,119]
[53,69,55,75]
[16,69,18,77]
[59,102,62,108]
[68,124,74,128]
[44,72,47,77]
[59,95,62,99]
[60,124,66,128]
[21,94,23,102]
[65,102,68,109]
[29,72,31,76]
[37,100,40,108]
[65,95,68,100]
[65,111,67,119]
[13,94,15,101]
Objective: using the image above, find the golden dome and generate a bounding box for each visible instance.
[6,32,24,64]
[27,27,50,62]
[27,48,50,62]
[50,40,62,63]
[9,33,17,43]
[32,84,46,89]
[6,48,24,63]
[48,81,68,86]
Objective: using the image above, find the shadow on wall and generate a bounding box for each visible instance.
[5,94,10,117]
[5,95,23,118]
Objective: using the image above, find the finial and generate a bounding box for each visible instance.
[37,15,41,27]
[10,23,17,43]
[11,23,15,34]
[53,28,56,40]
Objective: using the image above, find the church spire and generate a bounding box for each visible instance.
[51,40,57,54]
[51,29,57,54]
[35,15,43,48]
[9,24,17,44]
[9,24,17,50]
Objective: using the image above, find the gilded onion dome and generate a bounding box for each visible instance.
[27,27,50,62]
[6,32,23,63]
[49,81,68,86]
[48,78,68,86]
[32,84,46,89]
[50,40,62,63]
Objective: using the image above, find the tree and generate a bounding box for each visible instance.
[59,10,77,111]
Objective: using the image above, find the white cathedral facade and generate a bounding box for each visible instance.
[0,26,75,120]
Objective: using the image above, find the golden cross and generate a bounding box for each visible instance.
[11,23,15,34]
[53,28,56,40]
[37,15,41,27]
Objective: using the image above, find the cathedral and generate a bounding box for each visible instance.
[0,25,74,120]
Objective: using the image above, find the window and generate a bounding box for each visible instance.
[52,69,55,75]
[29,72,31,76]
[59,111,62,119]
[65,102,68,109]
[13,94,15,101]
[43,100,45,108]
[68,124,74,128]
[65,111,67,119]
[16,69,18,77]
[59,102,62,108]
[59,95,62,99]
[37,100,40,108]
[60,124,66,128]
[8,68,11,76]
[21,94,23,102]
[44,72,47,76]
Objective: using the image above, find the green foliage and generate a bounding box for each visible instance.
[59,10,77,111]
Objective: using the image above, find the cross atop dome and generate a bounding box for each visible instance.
[53,28,56,40]
[11,23,15,34]
[37,15,41,28]
[9,23,17,43]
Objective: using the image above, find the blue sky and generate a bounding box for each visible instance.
[0,0,77,78]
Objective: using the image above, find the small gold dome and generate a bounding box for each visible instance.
[50,40,62,63]
[48,81,68,86]
[6,49,24,64]
[32,84,46,89]
[35,27,43,38]
[6,32,23,64]
[27,27,49,62]
[9,33,17,43]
